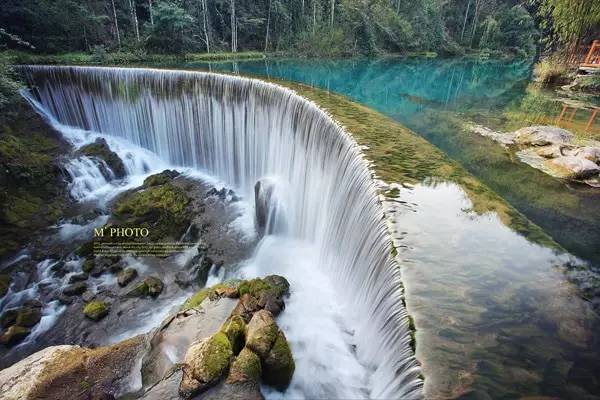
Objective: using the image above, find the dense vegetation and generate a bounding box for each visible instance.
[0,0,544,58]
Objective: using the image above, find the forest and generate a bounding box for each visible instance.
[2,0,593,59]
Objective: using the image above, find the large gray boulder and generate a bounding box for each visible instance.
[514,126,574,146]
[549,156,600,179]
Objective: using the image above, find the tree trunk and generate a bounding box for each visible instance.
[330,0,335,26]
[148,0,154,25]
[201,0,210,53]
[230,0,236,52]
[129,0,140,41]
[110,0,121,48]
[264,0,272,52]
[469,0,481,48]
[460,0,471,43]
[313,0,316,34]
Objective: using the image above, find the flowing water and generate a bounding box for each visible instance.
[20,65,422,399]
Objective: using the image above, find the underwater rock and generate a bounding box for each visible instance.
[514,125,574,146]
[62,281,87,296]
[143,170,180,187]
[179,332,233,398]
[83,301,110,321]
[117,267,138,287]
[78,138,126,179]
[0,335,147,399]
[126,276,164,298]
[549,156,600,180]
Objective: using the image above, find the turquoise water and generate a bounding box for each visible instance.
[192,57,600,267]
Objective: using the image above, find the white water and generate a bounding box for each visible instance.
[22,65,423,399]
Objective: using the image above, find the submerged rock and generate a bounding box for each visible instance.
[83,301,110,321]
[549,156,600,180]
[117,267,138,287]
[78,138,126,179]
[179,332,233,398]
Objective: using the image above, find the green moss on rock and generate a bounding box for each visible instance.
[263,330,295,390]
[15,306,42,328]
[83,301,110,321]
[0,325,31,346]
[245,310,279,359]
[143,170,180,187]
[126,276,164,298]
[221,315,246,355]
[117,267,138,287]
[78,138,126,178]
[227,347,262,383]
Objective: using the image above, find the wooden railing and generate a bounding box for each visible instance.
[582,40,600,68]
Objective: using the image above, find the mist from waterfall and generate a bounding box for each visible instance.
[22,65,423,399]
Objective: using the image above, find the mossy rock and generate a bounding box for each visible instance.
[0,308,18,328]
[227,347,262,384]
[182,280,241,311]
[238,275,289,299]
[262,330,295,390]
[83,301,110,321]
[113,183,191,241]
[0,325,31,346]
[0,273,11,298]
[78,138,126,178]
[62,281,87,296]
[117,267,138,287]
[82,258,95,273]
[15,306,42,328]
[180,332,234,397]
[143,170,180,187]
[76,242,95,258]
[126,276,164,298]
[221,315,246,355]
[245,310,278,359]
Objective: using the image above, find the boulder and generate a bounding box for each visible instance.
[231,293,261,323]
[549,156,600,179]
[570,146,600,163]
[1,305,41,329]
[143,170,180,188]
[68,272,88,284]
[514,126,574,146]
[83,301,110,321]
[117,268,138,287]
[179,332,233,398]
[262,330,295,390]
[78,138,126,179]
[245,310,278,359]
[227,347,262,384]
[536,144,573,159]
[0,336,147,400]
[127,276,164,298]
[62,281,87,296]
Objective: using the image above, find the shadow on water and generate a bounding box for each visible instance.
[191,57,600,267]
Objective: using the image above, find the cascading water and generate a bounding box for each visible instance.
[21,65,423,399]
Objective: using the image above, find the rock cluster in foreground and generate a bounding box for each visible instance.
[0,275,295,400]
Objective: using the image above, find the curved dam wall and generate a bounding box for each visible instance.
[22,65,423,399]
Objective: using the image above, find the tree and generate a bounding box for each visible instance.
[539,0,600,53]
[145,1,193,53]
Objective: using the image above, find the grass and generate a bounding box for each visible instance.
[533,57,572,87]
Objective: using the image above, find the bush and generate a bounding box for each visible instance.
[534,57,572,86]
[0,61,21,118]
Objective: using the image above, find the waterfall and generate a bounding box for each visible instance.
[21,65,423,399]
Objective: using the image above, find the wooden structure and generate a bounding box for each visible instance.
[557,103,599,132]
[582,40,600,68]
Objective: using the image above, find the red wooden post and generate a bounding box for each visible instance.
[557,104,568,124]
[568,107,577,122]
[583,40,600,67]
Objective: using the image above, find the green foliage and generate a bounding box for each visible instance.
[145,1,194,54]
[534,56,571,85]
[478,6,539,58]
[539,0,600,50]
[0,61,21,117]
